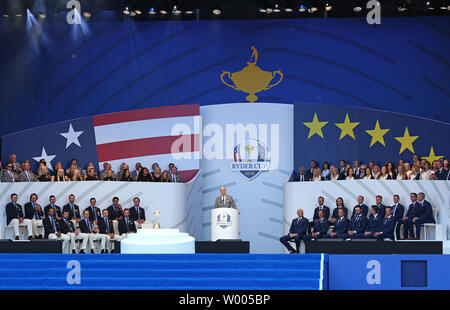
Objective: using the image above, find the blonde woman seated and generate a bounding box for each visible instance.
[71,168,83,181]
[404,162,412,178]
[409,166,420,180]
[36,165,51,182]
[345,167,355,180]
[85,167,100,181]
[52,168,68,182]
[330,167,340,180]
[396,166,407,180]
[103,169,117,181]
[311,168,324,181]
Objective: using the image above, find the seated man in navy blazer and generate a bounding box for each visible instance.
[373,206,396,240]
[304,209,330,241]
[391,194,405,240]
[118,208,138,237]
[279,208,309,253]
[398,193,420,239]
[313,196,330,221]
[326,208,349,239]
[345,205,367,240]
[129,197,146,225]
[351,195,369,219]
[84,198,102,224]
[407,192,435,240]
[352,205,382,239]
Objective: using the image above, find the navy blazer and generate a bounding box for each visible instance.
[44,204,62,218]
[380,216,396,239]
[332,217,349,234]
[24,202,44,220]
[118,217,137,235]
[84,205,102,222]
[79,218,94,234]
[5,202,24,225]
[349,214,367,234]
[436,168,449,180]
[312,218,330,235]
[59,218,75,234]
[129,206,146,222]
[351,204,369,218]
[42,216,60,238]
[332,206,348,219]
[62,203,81,220]
[289,217,309,236]
[417,200,435,223]
[107,204,123,220]
[367,213,383,233]
[98,217,114,234]
[406,201,421,219]
[377,204,387,218]
[313,205,330,221]
[391,203,405,221]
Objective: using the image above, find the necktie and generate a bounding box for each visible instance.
[65,219,72,232]
[51,217,56,232]
[9,171,14,182]
[125,218,129,232]
[92,206,97,221]
[105,218,109,233]
[26,171,30,181]
[136,207,140,220]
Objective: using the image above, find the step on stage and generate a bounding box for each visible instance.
[304,240,443,254]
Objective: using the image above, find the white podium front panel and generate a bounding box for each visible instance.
[121,228,195,253]
[211,208,239,241]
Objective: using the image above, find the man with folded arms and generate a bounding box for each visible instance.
[24,193,44,239]
[304,209,330,241]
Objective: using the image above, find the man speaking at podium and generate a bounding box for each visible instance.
[214,186,240,215]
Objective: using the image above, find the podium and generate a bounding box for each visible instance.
[211,208,239,241]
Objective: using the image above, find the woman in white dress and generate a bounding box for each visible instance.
[396,166,407,180]
[346,168,355,180]
[330,167,340,180]
[363,167,373,180]
[409,166,420,180]
[404,162,412,179]
[420,161,432,180]
[379,166,391,180]
[312,168,324,181]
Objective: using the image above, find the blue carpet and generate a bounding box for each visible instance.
[0,253,327,290]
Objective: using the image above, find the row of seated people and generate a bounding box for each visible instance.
[4,193,147,253]
[294,157,449,181]
[279,192,435,253]
[0,155,183,183]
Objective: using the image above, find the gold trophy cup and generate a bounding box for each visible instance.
[220,46,283,103]
[153,209,161,229]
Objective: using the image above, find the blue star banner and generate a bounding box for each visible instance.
[294,102,450,169]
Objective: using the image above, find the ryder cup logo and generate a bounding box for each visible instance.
[217,213,232,229]
[231,138,270,180]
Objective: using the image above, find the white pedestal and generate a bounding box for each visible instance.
[120,228,195,253]
[211,208,239,241]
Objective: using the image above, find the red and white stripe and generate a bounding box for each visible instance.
[93,104,200,182]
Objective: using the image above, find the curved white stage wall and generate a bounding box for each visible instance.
[284,180,450,240]
[0,171,203,240]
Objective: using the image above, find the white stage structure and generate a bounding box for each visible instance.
[211,208,239,241]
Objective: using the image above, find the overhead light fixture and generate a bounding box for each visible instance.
[299,4,307,12]
[273,4,281,12]
[212,8,221,15]
[172,6,181,15]
[123,6,130,15]
[160,9,167,14]
[425,1,434,9]
[325,2,332,11]
[148,7,156,15]
[135,10,142,15]
[83,12,91,18]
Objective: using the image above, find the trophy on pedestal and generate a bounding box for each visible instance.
[153,209,161,229]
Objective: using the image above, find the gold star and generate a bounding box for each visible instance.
[422,146,443,164]
[394,126,419,154]
[303,113,328,139]
[334,113,359,140]
[365,120,390,147]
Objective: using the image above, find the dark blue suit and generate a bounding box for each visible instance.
[353,213,382,239]
[436,168,449,180]
[345,214,367,239]
[351,204,369,218]
[400,201,421,238]
[377,203,387,218]
[331,206,348,220]
[391,203,405,239]
[304,218,330,240]
[407,200,435,239]
[280,217,309,252]
[313,205,330,221]
[327,217,349,239]
[377,215,396,240]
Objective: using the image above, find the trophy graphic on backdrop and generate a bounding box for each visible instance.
[153,209,161,229]
[220,46,283,103]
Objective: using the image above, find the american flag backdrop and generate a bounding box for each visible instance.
[1,104,200,182]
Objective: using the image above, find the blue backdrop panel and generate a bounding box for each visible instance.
[0,16,449,140]
[1,116,98,171]
[329,254,450,290]
[294,102,450,170]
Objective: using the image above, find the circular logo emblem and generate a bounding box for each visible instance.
[231,138,270,180]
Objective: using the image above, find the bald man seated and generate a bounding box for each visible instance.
[279,209,309,253]
[214,186,240,214]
